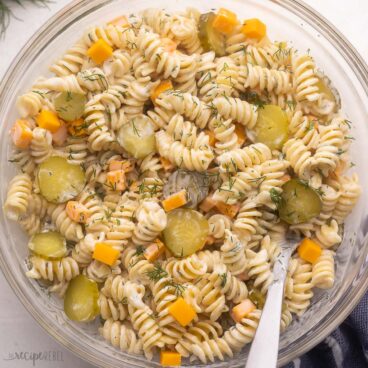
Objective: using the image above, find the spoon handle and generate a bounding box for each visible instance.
[245,248,293,368]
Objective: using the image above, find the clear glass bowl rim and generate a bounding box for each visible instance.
[0,0,367,367]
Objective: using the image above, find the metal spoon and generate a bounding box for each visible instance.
[246,234,300,368]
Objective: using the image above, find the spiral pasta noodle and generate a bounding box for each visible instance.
[315,220,341,248]
[49,43,88,77]
[217,143,272,173]
[208,214,232,240]
[137,29,181,79]
[47,203,84,242]
[100,319,143,355]
[213,96,258,129]
[165,254,207,283]
[132,200,167,245]
[292,54,320,103]
[26,256,80,282]
[240,63,292,94]
[220,230,247,276]
[311,249,335,289]
[4,173,32,221]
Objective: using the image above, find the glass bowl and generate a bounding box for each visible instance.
[0,0,367,367]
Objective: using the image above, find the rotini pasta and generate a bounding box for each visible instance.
[5,6,362,366]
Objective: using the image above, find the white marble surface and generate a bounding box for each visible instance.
[0,1,367,367]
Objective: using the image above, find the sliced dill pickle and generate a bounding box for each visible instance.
[54,92,86,122]
[28,231,67,259]
[248,289,265,309]
[278,179,322,225]
[163,208,209,257]
[117,115,156,159]
[316,75,339,106]
[64,275,100,322]
[255,105,289,150]
[199,13,226,56]
[38,156,86,203]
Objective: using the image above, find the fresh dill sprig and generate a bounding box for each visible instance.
[0,0,51,38]
[165,279,186,297]
[270,188,282,207]
[220,273,227,288]
[145,263,168,281]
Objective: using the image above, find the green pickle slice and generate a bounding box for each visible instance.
[28,231,67,259]
[248,289,265,309]
[37,156,86,203]
[54,92,86,122]
[278,179,322,225]
[64,275,100,322]
[199,13,226,56]
[254,105,289,150]
[117,115,156,159]
[163,208,209,257]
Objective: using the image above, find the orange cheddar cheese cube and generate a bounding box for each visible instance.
[213,8,238,34]
[109,159,132,173]
[151,80,173,103]
[36,110,61,133]
[11,120,33,149]
[162,190,187,212]
[87,38,113,65]
[160,351,181,367]
[93,242,120,266]
[144,239,166,262]
[241,18,267,40]
[67,118,87,137]
[52,120,68,146]
[66,201,91,223]
[298,238,322,264]
[231,299,256,323]
[215,201,240,219]
[206,235,215,246]
[280,174,291,183]
[108,15,129,27]
[205,129,216,147]
[106,170,126,191]
[168,297,196,327]
[161,38,177,53]
[234,123,246,146]
[160,156,174,171]
[199,195,217,213]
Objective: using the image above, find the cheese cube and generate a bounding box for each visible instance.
[11,120,33,149]
[108,15,129,27]
[66,201,91,223]
[162,190,187,212]
[106,170,126,191]
[144,239,166,262]
[160,351,181,366]
[213,8,238,34]
[151,80,173,102]
[199,196,217,213]
[87,39,113,65]
[231,299,256,323]
[168,297,196,327]
[67,118,87,137]
[36,110,61,133]
[215,201,240,218]
[93,242,120,266]
[241,18,267,40]
[298,238,322,264]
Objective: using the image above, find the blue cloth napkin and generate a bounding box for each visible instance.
[283,292,368,368]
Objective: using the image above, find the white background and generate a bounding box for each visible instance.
[0,1,367,367]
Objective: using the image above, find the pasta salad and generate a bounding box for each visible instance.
[3,6,361,366]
